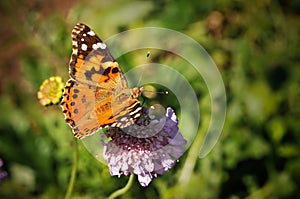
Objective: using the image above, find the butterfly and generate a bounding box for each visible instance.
[60,23,143,139]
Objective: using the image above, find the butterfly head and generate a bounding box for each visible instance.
[131,87,144,98]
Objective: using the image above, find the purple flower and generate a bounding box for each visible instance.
[102,107,187,187]
[0,159,8,183]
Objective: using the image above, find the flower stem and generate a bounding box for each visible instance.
[178,126,205,184]
[107,174,135,199]
[64,138,78,199]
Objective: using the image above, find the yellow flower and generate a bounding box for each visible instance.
[37,76,64,106]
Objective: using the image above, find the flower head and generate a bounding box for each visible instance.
[102,107,187,187]
[0,159,8,183]
[37,76,64,106]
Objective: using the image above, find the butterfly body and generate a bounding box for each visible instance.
[60,23,142,138]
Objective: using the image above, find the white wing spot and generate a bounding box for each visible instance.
[87,30,95,36]
[92,44,98,50]
[73,48,78,55]
[92,42,106,50]
[98,42,106,49]
[81,43,88,51]
[134,113,141,118]
[129,107,142,116]
[83,33,86,36]
[120,117,128,122]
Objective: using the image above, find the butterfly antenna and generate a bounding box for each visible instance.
[137,51,150,86]
[143,90,169,95]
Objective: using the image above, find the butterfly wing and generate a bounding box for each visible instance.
[60,23,142,139]
[69,23,121,86]
[60,80,101,138]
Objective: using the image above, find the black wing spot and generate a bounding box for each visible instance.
[81,95,87,103]
[103,67,111,76]
[112,67,119,74]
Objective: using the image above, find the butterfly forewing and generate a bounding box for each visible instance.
[60,23,142,138]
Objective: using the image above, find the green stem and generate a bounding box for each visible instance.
[178,115,209,185]
[107,174,135,199]
[64,138,78,199]
[178,128,204,185]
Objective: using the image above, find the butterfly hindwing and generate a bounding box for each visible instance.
[60,80,101,138]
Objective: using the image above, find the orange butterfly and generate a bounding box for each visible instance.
[60,23,143,138]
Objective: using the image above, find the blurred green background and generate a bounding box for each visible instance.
[0,0,299,198]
